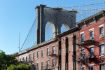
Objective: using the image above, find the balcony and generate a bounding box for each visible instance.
[99,55,105,61]
[77,39,99,47]
[49,52,58,57]
[78,54,88,64]
[87,54,101,64]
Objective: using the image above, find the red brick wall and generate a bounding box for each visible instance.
[77,17,105,70]
[17,33,74,70]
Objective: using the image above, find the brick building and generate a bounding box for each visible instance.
[16,5,105,70]
[16,27,78,70]
[76,10,105,70]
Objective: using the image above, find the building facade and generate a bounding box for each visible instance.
[77,11,105,70]
[16,5,105,70]
[16,27,78,70]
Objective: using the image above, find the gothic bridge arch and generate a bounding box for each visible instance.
[36,5,77,44]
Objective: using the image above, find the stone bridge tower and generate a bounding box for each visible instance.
[36,5,77,44]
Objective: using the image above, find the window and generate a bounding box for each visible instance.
[81,33,85,43]
[37,51,39,58]
[80,48,85,60]
[89,65,94,70]
[52,59,56,68]
[99,26,104,37]
[90,31,94,40]
[33,52,35,60]
[52,46,56,54]
[100,64,104,70]
[22,57,25,61]
[41,62,44,70]
[36,63,39,70]
[29,54,32,61]
[20,58,21,61]
[89,47,94,58]
[26,57,27,62]
[100,44,104,56]
[46,60,50,69]
[41,50,44,57]
[81,65,85,70]
[81,48,85,55]
[47,48,50,56]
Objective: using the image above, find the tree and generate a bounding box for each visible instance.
[0,51,18,70]
[7,64,32,70]
[0,50,32,70]
[0,51,8,70]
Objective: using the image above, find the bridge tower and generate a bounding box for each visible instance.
[36,5,77,44]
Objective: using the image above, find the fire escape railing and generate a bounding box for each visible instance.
[49,52,58,57]
[77,39,103,65]
[77,39,99,47]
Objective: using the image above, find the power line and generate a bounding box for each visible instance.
[72,8,105,11]
[60,1,105,8]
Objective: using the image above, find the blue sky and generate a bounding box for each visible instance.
[0,0,104,54]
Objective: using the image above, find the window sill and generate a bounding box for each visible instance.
[99,35,104,39]
[99,55,104,57]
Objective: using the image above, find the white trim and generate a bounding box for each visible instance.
[89,28,94,31]
[80,32,84,34]
[100,42,104,45]
[89,64,94,66]
[99,24,104,27]
[89,45,94,48]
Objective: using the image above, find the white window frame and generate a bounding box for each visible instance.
[89,47,94,58]
[89,64,94,70]
[80,32,85,43]
[100,64,104,70]
[100,44,104,56]
[81,65,85,70]
[47,48,50,56]
[99,24,104,38]
[89,29,94,40]
[52,46,56,54]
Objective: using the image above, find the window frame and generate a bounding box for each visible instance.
[41,50,44,58]
[89,30,94,40]
[36,63,39,70]
[52,46,56,54]
[41,62,44,70]
[89,47,94,58]
[100,44,104,56]
[80,32,85,43]
[100,64,104,70]
[52,59,56,68]
[37,51,39,58]
[81,65,85,70]
[99,24,104,38]
[89,64,94,70]
[47,48,50,56]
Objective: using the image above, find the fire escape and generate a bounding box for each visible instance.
[77,38,104,66]
[43,49,58,70]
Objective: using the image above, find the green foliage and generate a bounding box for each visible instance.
[7,64,32,70]
[0,50,32,70]
[0,50,18,70]
[7,65,16,70]
[0,51,8,70]
[16,64,32,70]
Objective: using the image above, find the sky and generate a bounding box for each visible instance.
[0,0,104,54]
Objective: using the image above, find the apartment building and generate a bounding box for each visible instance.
[77,10,105,70]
